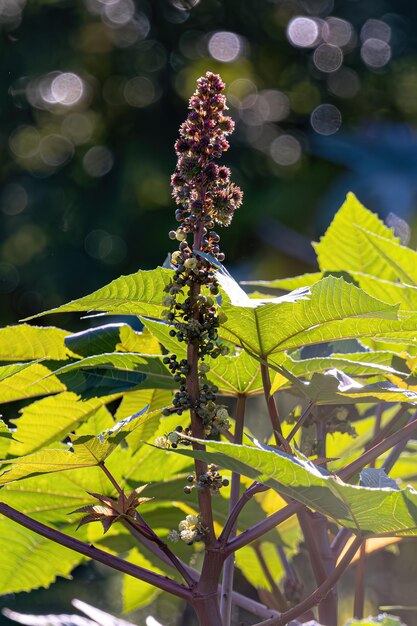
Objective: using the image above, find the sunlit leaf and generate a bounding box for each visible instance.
[313,193,398,280]
[23,268,172,321]
[171,438,417,537]
[0,325,72,361]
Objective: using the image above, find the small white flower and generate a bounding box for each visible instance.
[180,528,197,544]
[154,436,169,449]
[185,514,199,527]
[167,530,180,543]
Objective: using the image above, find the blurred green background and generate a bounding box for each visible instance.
[3,0,417,325]
[2,0,417,623]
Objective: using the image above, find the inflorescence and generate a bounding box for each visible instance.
[155,73,241,539]
[157,72,242,445]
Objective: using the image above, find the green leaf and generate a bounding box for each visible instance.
[0,449,101,484]
[0,418,14,440]
[359,228,417,286]
[245,272,417,311]
[123,548,164,612]
[64,323,162,357]
[242,273,322,291]
[0,518,84,594]
[171,438,417,537]
[0,362,67,403]
[23,268,172,321]
[115,388,172,449]
[121,413,193,485]
[0,325,72,361]
[0,361,37,382]
[235,542,284,591]
[0,407,151,483]
[46,353,176,391]
[219,275,416,358]
[313,193,399,280]
[360,468,399,490]
[142,318,266,396]
[290,369,417,405]
[0,468,111,524]
[9,392,114,456]
[286,351,405,379]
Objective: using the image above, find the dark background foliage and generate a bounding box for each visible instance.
[2,0,417,325]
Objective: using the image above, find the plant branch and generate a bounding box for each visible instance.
[220,393,246,625]
[220,481,269,544]
[260,359,284,445]
[0,501,192,602]
[382,410,417,474]
[121,520,279,620]
[227,404,417,556]
[365,404,408,450]
[225,500,301,555]
[99,462,124,498]
[286,401,314,443]
[353,542,366,619]
[338,414,417,481]
[124,518,195,587]
[253,536,363,626]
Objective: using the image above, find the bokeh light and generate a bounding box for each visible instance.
[313,43,343,72]
[270,135,302,166]
[322,17,353,47]
[124,76,156,107]
[360,19,391,43]
[287,16,321,48]
[310,103,342,134]
[208,31,242,62]
[51,73,84,106]
[361,38,391,68]
[83,145,114,177]
[84,229,127,264]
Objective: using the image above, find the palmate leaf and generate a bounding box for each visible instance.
[171,439,417,537]
[277,368,417,405]
[0,468,112,524]
[0,362,67,404]
[0,406,151,484]
[64,324,162,357]
[141,318,273,397]
[0,359,134,405]
[9,393,114,456]
[23,268,172,321]
[0,325,72,361]
[313,193,399,280]
[286,351,406,379]
[246,271,417,311]
[45,353,176,391]
[218,275,417,359]
[359,228,417,286]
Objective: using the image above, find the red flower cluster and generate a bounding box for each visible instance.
[171,71,243,239]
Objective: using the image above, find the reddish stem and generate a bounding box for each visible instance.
[0,501,191,601]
